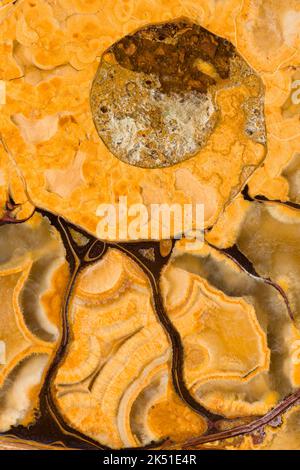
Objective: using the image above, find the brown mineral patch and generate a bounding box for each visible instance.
[90,19,266,168]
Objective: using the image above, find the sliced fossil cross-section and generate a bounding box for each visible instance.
[160,236,296,424]
[0,213,68,432]
[91,19,266,168]
[52,248,207,448]
[236,202,300,331]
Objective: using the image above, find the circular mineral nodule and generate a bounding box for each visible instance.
[90,20,266,169]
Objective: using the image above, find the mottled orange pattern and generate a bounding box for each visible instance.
[0,0,300,451]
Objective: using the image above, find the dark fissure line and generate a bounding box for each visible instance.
[1,210,108,450]
[190,240,299,446]
[0,206,299,449]
[216,243,294,321]
[114,242,222,426]
[182,389,300,448]
[242,184,300,211]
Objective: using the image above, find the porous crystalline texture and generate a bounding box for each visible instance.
[0,0,300,452]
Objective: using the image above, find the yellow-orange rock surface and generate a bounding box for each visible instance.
[0,0,300,452]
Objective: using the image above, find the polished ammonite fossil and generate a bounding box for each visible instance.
[0,0,300,451]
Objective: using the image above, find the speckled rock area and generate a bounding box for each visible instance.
[91,20,265,168]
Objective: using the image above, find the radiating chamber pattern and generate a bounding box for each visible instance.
[1,0,300,450]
